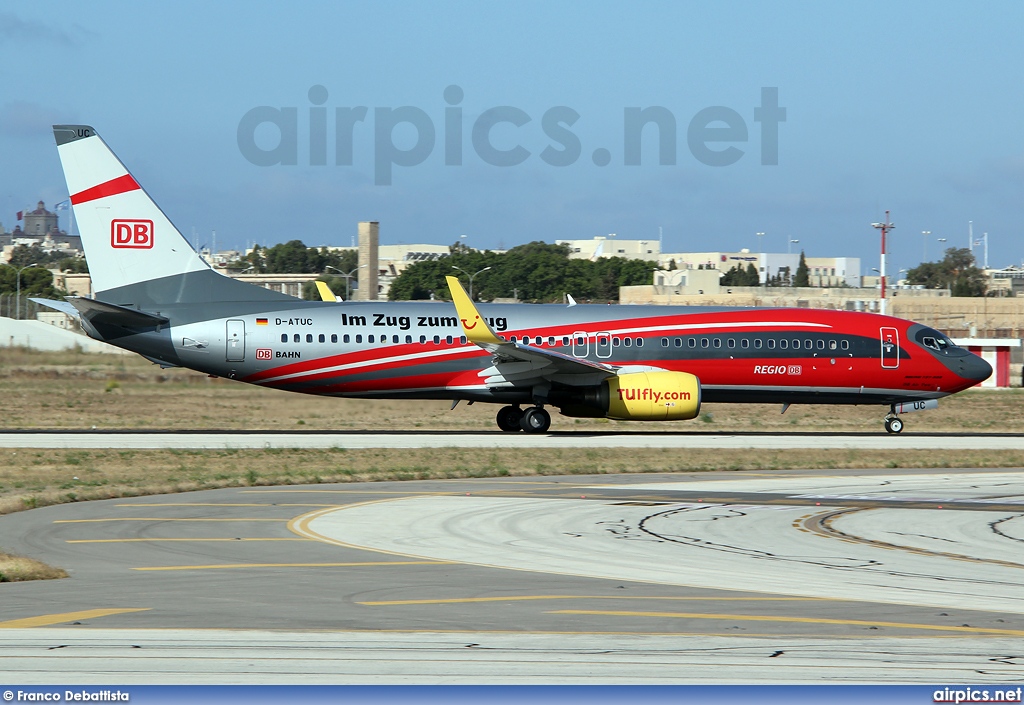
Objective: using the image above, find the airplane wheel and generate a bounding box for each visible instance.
[496,406,523,432]
[885,417,904,434]
[520,406,551,433]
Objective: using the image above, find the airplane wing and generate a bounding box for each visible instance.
[446,275,618,388]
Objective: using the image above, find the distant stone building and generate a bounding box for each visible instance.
[1,201,83,256]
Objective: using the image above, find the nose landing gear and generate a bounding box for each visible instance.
[884,405,904,434]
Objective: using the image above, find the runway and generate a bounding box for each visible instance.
[2,430,1024,449]
[2,468,1023,683]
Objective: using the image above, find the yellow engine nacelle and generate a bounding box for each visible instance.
[605,371,702,421]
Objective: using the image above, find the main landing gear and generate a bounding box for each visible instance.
[496,405,551,434]
[884,406,904,434]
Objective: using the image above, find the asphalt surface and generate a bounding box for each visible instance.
[2,468,1023,683]
[2,430,1024,449]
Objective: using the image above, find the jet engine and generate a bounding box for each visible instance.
[557,371,702,421]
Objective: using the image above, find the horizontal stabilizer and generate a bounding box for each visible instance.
[30,297,81,319]
[65,296,169,329]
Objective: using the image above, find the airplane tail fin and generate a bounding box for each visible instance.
[53,126,210,296]
[52,125,293,308]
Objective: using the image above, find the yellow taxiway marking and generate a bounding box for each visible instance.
[0,609,150,629]
[134,560,455,571]
[549,610,1024,637]
[358,595,833,606]
[54,518,286,523]
[114,503,340,508]
[67,538,311,544]
[243,489,458,495]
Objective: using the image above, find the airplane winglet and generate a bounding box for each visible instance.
[446,275,503,346]
[314,280,338,302]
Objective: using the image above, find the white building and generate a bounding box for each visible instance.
[557,236,660,261]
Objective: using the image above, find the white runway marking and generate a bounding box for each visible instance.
[300,473,1024,615]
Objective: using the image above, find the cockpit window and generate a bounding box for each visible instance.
[923,336,939,350]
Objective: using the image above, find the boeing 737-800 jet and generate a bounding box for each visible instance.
[39,125,992,434]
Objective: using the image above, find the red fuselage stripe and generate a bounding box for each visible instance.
[71,174,141,205]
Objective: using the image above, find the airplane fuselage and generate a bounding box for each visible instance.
[95,299,989,409]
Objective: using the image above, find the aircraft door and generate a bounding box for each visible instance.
[572,330,589,358]
[880,327,899,369]
[226,319,245,362]
[595,331,612,358]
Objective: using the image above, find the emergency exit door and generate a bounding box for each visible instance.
[226,320,245,362]
[880,327,899,369]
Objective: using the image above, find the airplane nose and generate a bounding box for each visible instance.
[959,352,993,383]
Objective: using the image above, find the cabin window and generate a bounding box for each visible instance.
[817,339,825,350]
[331,334,338,343]
[433,335,441,344]
[344,334,351,344]
[792,338,801,349]
[355,334,362,343]
[563,336,570,346]
[576,336,585,346]
[511,336,518,343]
[767,339,776,349]
[405,335,413,344]
[780,339,788,350]
[727,338,736,349]
[636,338,644,347]
[380,336,388,346]
[368,335,375,343]
[701,338,709,348]
[662,338,669,347]
[804,339,813,350]
[523,336,530,344]
[624,338,633,347]
[599,336,609,346]
[674,338,682,347]
[829,340,837,350]
[713,338,721,348]
[688,338,696,348]
[318,334,325,343]
[613,337,620,347]
[741,339,749,349]
[293,334,300,343]
[306,334,313,343]
[419,335,426,344]
[446,335,453,345]
[841,340,850,350]
[393,335,400,344]
[460,336,467,344]
[281,334,288,343]
[754,339,762,349]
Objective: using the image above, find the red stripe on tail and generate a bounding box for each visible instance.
[71,174,141,205]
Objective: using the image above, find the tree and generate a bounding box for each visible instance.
[906,248,986,297]
[388,241,655,303]
[794,251,809,287]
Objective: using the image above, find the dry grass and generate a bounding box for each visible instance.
[0,552,67,582]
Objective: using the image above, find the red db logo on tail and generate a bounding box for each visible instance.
[110,220,154,249]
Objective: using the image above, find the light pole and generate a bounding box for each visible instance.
[871,211,895,316]
[451,265,491,301]
[6,262,38,320]
[326,264,365,301]
[921,230,931,262]
[788,238,799,254]
[756,233,765,285]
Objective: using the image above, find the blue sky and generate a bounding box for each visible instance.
[2,1,1022,274]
